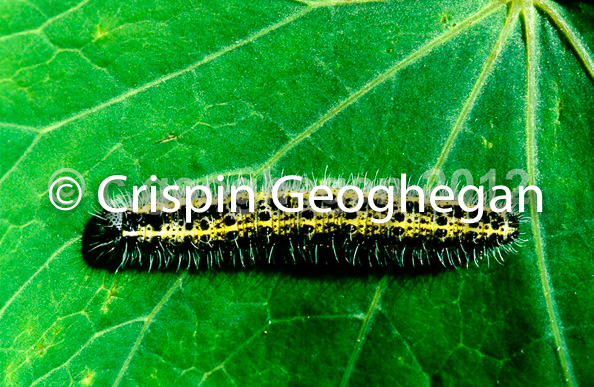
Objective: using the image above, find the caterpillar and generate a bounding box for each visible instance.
[81,175,522,272]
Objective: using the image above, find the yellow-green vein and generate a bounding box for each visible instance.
[0,0,91,43]
[339,273,391,387]
[534,0,594,80]
[254,0,509,177]
[521,5,576,386]
[111,275,185,387]
[29,317,146,386]
[425,3,519,190]
[0,236,81,321]
[0,7,315,188]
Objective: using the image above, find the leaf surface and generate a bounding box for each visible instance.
[0,0,593,385]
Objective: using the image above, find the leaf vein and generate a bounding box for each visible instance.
[339,273,390,387]
[0,0,91,43]
[535,0,594,80]
[522,6,577,386]
[0,7,314,189]
[254,0,508,176]
[111,275,184,387]
[29,317,146,386]
[0,236,80,321]
[425,3,517,189]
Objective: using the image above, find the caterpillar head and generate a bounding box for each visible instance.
[82,210,129,270]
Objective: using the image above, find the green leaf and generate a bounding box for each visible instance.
[1,0,593,385]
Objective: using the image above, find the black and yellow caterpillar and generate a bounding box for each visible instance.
[82,187,521,272]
